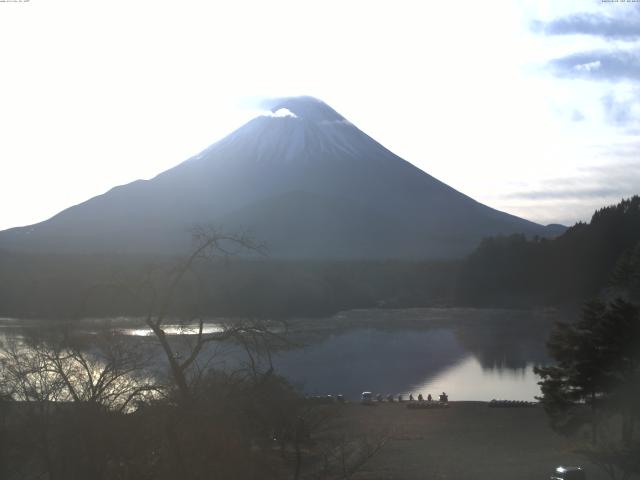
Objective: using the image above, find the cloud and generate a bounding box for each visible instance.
[601,93,634,125]
[503,186,625,201]
[501,160,640,202]
[257,95,321,111]
[532,11,640,40]
[549,50,640,81]
[574,60,601,72]
[571,110,585,122]
[262,107,298,118]
[534,10,640,84]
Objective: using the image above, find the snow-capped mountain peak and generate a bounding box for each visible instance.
[0,96,559,259]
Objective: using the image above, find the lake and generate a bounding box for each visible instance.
[269,329,543,401]
[0,307,559,401]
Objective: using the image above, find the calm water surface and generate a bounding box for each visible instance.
[271,327,544,401]
[0,308,555,401]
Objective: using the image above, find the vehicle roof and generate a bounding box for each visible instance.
[556,466,583,472]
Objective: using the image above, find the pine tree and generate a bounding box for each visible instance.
[536,298,640,479]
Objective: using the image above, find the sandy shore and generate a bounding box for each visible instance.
[334,401,608,480]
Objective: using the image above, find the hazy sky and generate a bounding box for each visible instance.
[1,0,639,230]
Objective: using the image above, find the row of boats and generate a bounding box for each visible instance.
[488,399,538,408]
[303,395,537,407]
[361,391,450,405]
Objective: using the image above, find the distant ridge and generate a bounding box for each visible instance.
[0,96,564,259]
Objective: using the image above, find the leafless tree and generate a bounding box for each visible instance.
[270,400,390,480]
[1,330,161,412]
[311,434,389,480]
[0,328,162,480]
[88,226,274,403]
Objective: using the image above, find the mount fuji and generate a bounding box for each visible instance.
[0,97,562,259]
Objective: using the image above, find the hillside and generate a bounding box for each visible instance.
[456,196,640,306]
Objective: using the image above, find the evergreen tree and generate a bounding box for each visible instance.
[536,298,640,479]
[536,300,609,441]
[611,241,640,301]
[458,196,640,307]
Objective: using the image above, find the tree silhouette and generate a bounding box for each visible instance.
[535,298,640,479]
[457,196,640,307]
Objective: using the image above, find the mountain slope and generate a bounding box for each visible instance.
[0,96,561,259]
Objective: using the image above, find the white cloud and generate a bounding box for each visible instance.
[262,108,298,118]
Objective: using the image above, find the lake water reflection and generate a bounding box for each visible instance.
[411,357,541,401]
[271,326,546,401]
[0,308,555,402]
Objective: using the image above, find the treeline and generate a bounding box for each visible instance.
[457,196,640,307]
[4,197,637,319]
[0,252,458,319]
